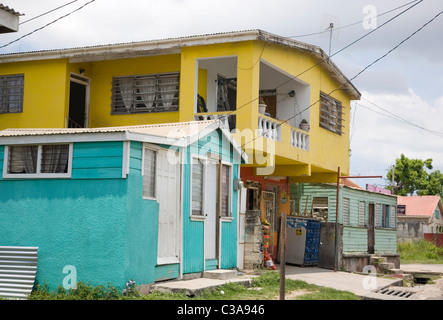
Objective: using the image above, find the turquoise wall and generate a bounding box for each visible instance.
[183,129,239,274]
[290,183,398,254]
[0,141,159,291]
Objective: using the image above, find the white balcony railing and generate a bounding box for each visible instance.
[258,116,280,141]
[194,112,235,131]
[290,128,309,151]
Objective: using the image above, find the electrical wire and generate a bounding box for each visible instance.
[238,7,443,149]
[19,0,79,25]
[288,0,420,38]
[0,0,96,50]
[358,98,443,138]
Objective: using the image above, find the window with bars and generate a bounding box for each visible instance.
[319,92,344,135]
[0,74,24,114]
[142,148,157,199]
[111,72,179,114]
[191,158,204,216]
[5,144,71,178]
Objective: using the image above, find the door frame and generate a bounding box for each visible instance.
[68,73,90,128]
[368,203,375,254]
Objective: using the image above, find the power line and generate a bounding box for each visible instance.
[0,0,96,50]
[19,0,80,25]
[288,0,420,38]
[239,7,443,149]
[358,98,443,138]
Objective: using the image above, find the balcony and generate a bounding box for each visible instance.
[194,111,309,152]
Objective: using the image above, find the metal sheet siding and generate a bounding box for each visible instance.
[0,246,38,299]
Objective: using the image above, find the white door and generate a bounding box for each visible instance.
[156,149,180,265]
[204,160,218,262]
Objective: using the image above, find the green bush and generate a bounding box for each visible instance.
[398,240,443,263]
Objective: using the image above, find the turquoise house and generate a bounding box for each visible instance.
[0,120,246,294]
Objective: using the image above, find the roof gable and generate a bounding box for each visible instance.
[397,195,442,216]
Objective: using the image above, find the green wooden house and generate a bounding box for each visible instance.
[290,181,398,272]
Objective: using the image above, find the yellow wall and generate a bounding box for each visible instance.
[0,59,69,129]
[83,54,181,127]
[0,39,355,179]
[257,41,352,176]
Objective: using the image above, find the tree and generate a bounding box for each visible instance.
[386,154,443,196]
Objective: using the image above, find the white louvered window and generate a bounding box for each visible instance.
[343,198,350,225]
[4,144,72,178]
[220,164,232,217]
[111,72,179,114]
[143,148,157,199]
[319,92,344,135]
[191,158,204,216]
[0,74,24,114]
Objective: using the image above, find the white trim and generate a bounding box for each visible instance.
[220,160,233,219]
[3,143,73,179]
[122,141,130,178]
[141,143,161,200]
[69,73,91,128]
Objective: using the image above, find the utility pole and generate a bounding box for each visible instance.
[279,213,287,300]
[327,22,334,61]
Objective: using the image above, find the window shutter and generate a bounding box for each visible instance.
[343,198,349,225]
[359,201,365,226]
[220,164,231,217]
[191,159,204,215]
[143,149,156,198]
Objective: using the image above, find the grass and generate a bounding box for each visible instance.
[27,271,359,300]
[398,240,443,264]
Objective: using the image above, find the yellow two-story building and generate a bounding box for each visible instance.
[0,30,360,263]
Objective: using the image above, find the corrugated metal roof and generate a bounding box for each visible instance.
[0,29,360,99]
[0,120,218,138]
[398,195,442,216]
[0,246,38,300]
[0,3,22,16]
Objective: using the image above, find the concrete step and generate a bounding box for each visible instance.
[203,269,238,280]
[387,268,404,274]
[370,256,386,264]
[379,262,396,270]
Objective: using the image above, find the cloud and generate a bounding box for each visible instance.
[350,89,443,182]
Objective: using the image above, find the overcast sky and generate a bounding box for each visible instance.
[2,0,443,189]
